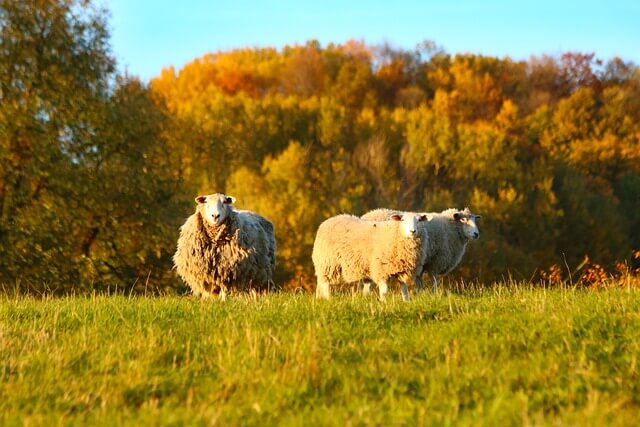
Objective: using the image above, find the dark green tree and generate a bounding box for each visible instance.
[0,1,186,292]
[0,0,114,289]
[77,77,185,292]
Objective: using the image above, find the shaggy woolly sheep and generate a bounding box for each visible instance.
[362,207,480,292]
[173,193,276,300]
[312,213,428,301]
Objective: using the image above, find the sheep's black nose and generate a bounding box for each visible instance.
[473,232,479,239]
[214,214,220,220]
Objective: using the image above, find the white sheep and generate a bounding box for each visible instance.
[311,213,428,301]
[173,193,276,300]
[362,207,480,292]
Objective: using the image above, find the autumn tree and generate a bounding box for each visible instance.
[559,52,602,94]
[281,41,326,97]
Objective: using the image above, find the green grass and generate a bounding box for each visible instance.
[2,284,640,426]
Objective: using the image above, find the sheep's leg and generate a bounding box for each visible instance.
[377,281,389,300]
[430,274,439,292]
[414,274,424,294]
[362,281,372,295]
[219,288,227,302]
[316,280,330,299]
[400,283,410,302]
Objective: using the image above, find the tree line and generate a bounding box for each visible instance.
[1,0,638,293]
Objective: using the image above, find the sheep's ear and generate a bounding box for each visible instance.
[390,214,403,221]
[453,212,462,221]
[224,196,236,205]
[475,214,482,220]
[195,196,206,204]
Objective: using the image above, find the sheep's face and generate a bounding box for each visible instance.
[391,213,428,238]
[195,193,236,226]
[453,208,481,240]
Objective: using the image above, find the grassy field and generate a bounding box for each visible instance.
[2,284,640,426]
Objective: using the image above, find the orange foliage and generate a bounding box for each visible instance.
[375,57,408,105]
[541,252,640,288]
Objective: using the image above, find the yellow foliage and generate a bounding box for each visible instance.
[496,99,519,129]
[146,45,640,285]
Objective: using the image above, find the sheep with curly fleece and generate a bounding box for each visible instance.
[312,213,428,301]
[173,193,276,300]
[362,207,480,292]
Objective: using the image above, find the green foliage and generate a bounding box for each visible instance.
[75,77,185,291]
[2,287,640,425]
[0,0,186,292]
[1,0,114,287]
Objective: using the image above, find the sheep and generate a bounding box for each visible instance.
[173,193,276,300]
[362,207,481,292]
[311,213,428,301]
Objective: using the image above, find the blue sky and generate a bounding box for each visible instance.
[107,0,640,82]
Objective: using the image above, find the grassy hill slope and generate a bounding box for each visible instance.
[2,285,640,425]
